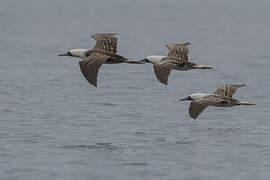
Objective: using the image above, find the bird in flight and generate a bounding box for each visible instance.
[58,33,144,87]
[140,42,212,85]
[179,84,256,119]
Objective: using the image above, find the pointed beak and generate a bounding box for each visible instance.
[140,58,150,63]
[193,64,212,69]
[178,96,192,101]
[58,52,69,56]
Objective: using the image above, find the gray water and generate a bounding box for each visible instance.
[1,0,270,179]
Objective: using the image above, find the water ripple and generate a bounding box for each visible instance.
[60,143,118,151]
[122,162,149,166]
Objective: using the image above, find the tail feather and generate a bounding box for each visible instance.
[125,59,145,64]
[193,64,213,69]
[239,101,256,105]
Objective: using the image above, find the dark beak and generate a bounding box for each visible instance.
[58,52,69,56]
[140,58,150,63]
[179,96,192,101]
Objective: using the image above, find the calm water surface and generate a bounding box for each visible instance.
[0,0,270,179]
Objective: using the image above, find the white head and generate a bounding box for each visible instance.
[140,55,166,64]
[179,93,209,101]
[58,49,88,59]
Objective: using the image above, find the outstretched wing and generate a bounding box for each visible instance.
[79,52,110,87]
[189,96,218,119]
[214,84,246,98]
[153,61,177,85]
[166,42,190,62]
[91,33,118,53]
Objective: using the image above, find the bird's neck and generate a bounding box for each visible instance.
[148,55,166,64]
[191,93,210,101]
[71,49,88,59]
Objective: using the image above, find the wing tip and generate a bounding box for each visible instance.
[224,83,246,87]
[86,79,98,87]
[239,83,246,87]
[91,32,118,38]
[166,42,191,47]
[159,80,168,85]
[183,42,191,46]
[79,61,99,87]
[189,111,198,119]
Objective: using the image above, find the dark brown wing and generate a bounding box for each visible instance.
[214,84,246,98]
[91,33,117,53]
[79,52,110,87]
[153,61,177,85]
[166,42,190,62]
[189,97,218,119]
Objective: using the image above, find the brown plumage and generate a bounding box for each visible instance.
[79,52,110,87]
[59,33,144,87]
[142,42,212,85]
[91,33,118,54]
[214,84,246,98]
[153,62,177,85]
[189,97,219,119]
[180,84,256,119]
[81,33,144,87]
[166,42,190,61]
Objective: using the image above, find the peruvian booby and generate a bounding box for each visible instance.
[58,33,144,87]
[140,42,212,85]
[179,84,256,119]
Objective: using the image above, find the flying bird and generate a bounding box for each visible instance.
[140,42,212,85]
[58,33,144,87]
[179,84,256,119]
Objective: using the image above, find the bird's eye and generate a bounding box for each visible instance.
[67,52,72,56]
[142,58,150,62]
